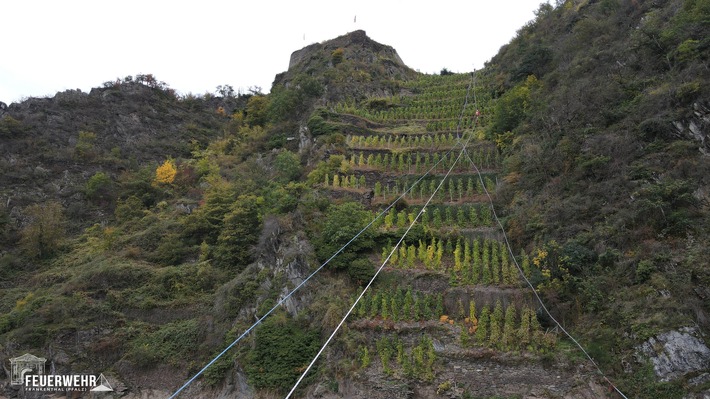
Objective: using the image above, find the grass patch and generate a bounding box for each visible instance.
[126,319,204,368]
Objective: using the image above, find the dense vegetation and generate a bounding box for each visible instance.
[491,0,709,345]
[1,1,709,398]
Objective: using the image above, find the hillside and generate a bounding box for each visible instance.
[1,3,710,399]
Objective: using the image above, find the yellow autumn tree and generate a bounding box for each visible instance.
[154,159,177,185]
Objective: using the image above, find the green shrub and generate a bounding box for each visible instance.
[0,292,43,335]
[675,39,700,64]
[75,260,153,291]
[75,130,97,160]
[366,98,391,111]
[621,362,685,399]
[149,232,193,266]
[321,132,345,145]
[675,80,701,104]
[348,258,375,285]
[115,196,145,223]
[244,314,319,393]
[638,118,671,141]
[331,48,344,66]
[635,260,655,283]
[295,75,324,98]
[118,166,161,209]
[263,182,304,214]
[85,172,112,201]
[0,115,27,137]
[307,112,336,136]
[314,202,375,280]
[201,354,234,386]
[128,319,203,368]
[0,254,23,281]
[576,155,611,180]
[215,274,261,320]
[268,85,303,123]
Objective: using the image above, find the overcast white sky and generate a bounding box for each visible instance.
[0,0,548,104]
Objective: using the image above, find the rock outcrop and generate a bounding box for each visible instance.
[637,326,710,381]
[274,30,417,104]
[673,101,710,156]
[288,30,406,70]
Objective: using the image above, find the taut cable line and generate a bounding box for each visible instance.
[284,72,477,399]
[461,146,629,399]
[169,73,477,399]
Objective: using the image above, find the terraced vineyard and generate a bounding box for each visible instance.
[306,73,599,398]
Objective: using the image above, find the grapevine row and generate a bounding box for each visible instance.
[370,175,497,203]
[346,133,459,149]
[344,149,501,174]
[358,336,436,380]
[354,288,554,352]
[379,237,529,287]
[378,204,496,230]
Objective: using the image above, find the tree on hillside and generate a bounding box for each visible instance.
[268,85,301,123]
[213,195,263,270]
[245,95,270,127]
[181,178,237,246]
[490,75,540,134]
[20,201,65,259]
[274,150,302,182]
[154,159,177,185]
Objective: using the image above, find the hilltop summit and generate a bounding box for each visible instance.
[273,30,417,103]
[288,30,407,70]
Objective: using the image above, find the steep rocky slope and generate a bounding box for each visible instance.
[1,2,710,398]
[482,0,710,397]
[0,80,244,237]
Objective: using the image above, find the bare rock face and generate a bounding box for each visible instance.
[637,326,710,381]
[682,390,710,399]
[673,101,710,155]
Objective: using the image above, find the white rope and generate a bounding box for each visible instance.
[461,146,629,399]
[168,76,476,399]
[284,73,477,399]
[285,131,475,399]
